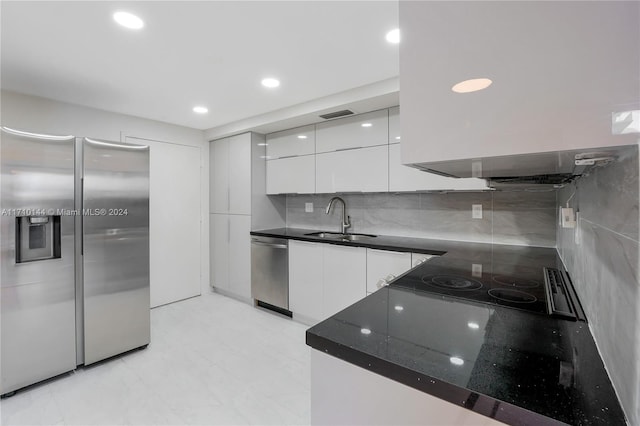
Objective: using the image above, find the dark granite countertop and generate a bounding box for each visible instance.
[294,236,627,425]
[252,227,489,256]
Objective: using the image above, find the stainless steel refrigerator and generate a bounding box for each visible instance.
[0,128,150,396]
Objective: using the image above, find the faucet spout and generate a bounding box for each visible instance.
[325,196,351,234]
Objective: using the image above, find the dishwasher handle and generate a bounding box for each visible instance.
[251,239,288,249]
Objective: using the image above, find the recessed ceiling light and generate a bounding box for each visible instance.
[297,135,308,139]
[360,328,372,335]
[395,136,401,140]
[193,106,208,114]
[450,356,464,366]
[261,78,280,88]
[451,78,493,93]
[113,11,144,30]
[361,123,373,128]
[257,143,268,146]
[386,28,400,44]
[394,305,404,312]
[467,322,480,330]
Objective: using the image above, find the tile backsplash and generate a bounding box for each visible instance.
[557,146,639,425]
[286,189,557,247]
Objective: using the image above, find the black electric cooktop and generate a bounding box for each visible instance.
[392,251,584,320]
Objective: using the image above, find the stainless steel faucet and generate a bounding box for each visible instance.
[325,196,351,234]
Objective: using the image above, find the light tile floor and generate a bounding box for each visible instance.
[1,290,311,425]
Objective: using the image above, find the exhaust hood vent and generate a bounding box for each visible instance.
[319,110,354,120]
[487,174,576,187]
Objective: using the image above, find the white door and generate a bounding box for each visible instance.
[126,137,201,308]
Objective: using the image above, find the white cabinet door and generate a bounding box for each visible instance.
[389,144,489,192]
[229,214,252,300]
[323,245,367,317]
[210,213,230,291]
[266,124,315,159]
[229,134,251,215]
[266,155,315,194]
[389,106,401,144]
[316,145,389,193]
[315,109,389,153]
[210,138,229,214]
[366,249,412,293]
[289,240,324,323]
[411,253,434,268]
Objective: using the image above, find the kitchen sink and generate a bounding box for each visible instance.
[304,231,377,241]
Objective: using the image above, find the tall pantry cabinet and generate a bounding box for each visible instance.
[209,132,284,302]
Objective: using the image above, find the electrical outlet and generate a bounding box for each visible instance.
[561,207,576,228]
[305,202,313,213]
[471,263,483,277]
[472,204,483,219]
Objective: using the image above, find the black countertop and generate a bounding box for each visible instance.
[253,228,627,425]
[252,227,501,256]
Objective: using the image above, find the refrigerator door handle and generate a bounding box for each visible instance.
[80,177,84,256]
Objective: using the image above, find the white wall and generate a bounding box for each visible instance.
[1,90,210,303]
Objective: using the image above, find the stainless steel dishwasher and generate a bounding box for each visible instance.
[251,236,290,316]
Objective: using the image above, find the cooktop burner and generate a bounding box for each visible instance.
[394,259,551,315]
[421,275,483,291]
[488,288,537,304]
[492,275,540,288]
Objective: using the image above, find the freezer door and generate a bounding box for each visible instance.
[0,127,76,395]
[82,138,150,365]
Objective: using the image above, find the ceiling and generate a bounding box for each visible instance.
[1,1,399,131]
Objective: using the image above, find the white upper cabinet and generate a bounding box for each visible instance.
[210,137,229,213]
[388,107,401,144]
[315,109,389,153]
[229,135,251,215]
[267,155,315,194]
[399,2,639,174]
[389,144,489,192]
[316,145,388,193]
[210,133,251,215]
[266,124,315,159]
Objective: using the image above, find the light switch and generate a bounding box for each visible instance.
[472,204,483,219]
[305,202,314,213]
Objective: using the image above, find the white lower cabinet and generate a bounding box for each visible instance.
[322,245,367,318]
[266,155,315,194]
[366,249,412,293]
[315,145,388,193]
[411,252,434,267]
[210,213,251,301]
[289,242,438,324]
[289,241,366,324]
[289,240,324,322]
